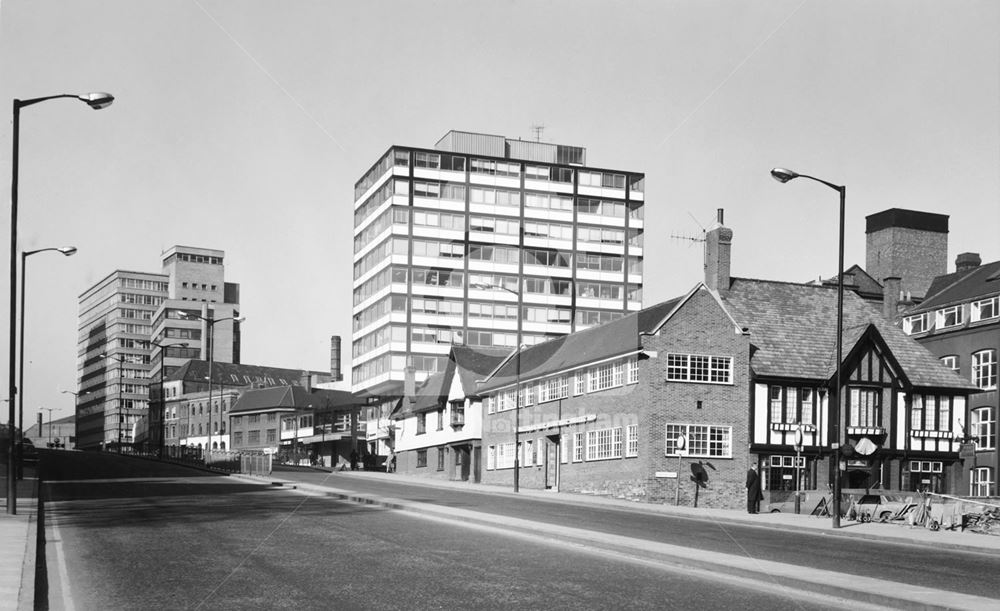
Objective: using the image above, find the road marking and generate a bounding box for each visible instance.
[49,509,76,611]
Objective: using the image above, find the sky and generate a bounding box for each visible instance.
[0,0,997,424]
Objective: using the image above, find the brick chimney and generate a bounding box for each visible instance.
[882,277,901,321]
[705,209,732,292]
[955,252,981,273]
[299,371,312,392]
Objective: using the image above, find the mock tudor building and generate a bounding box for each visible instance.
[478,222,979,510]
[899,255,999,496]
[392,346,508,481]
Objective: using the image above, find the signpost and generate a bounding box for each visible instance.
[794,425,804,514]
[674,433,687,506]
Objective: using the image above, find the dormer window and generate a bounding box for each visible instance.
[935,305,964,329]
[903,312,929,335]
[971,295,999,322]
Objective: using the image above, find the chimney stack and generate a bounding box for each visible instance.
[882,277,901,321]
[955,252,981,273]
[299,371,312,393]
[329,335,343,382]
[404,365,416,404]
[705,209,732,292]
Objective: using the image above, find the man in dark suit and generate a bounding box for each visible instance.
[746,464,763,513]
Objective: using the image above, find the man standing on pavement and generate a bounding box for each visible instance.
[746,464,763,513]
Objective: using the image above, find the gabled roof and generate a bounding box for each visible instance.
[720,277,976,390]
[816,264,885,300]
[395,346,509,418]
[230,385,356,414]
[478,312,641,392]
[908,260,1000,312]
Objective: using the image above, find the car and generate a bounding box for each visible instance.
[849,493,917,522]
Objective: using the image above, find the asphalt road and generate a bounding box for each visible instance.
[271,466,1000,600]
[39,451,840,610]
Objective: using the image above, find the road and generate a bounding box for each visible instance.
[40,451,854,610]
[269,466,1000,599]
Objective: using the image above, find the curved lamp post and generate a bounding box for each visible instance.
[180,312,244,463]
[770,167,846,529]
[8,92,112,515]
[17,246,76,472]
[149,340,189,457]
[471,282,523,493]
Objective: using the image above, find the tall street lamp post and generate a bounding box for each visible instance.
[771,166,846,529]
[44,407,54,447]
[7,92,112,515]
[150,340,189,457]
[99,353,127,452]
[180,313,244,463]
[472,281,523,493]
[18,246,76,462]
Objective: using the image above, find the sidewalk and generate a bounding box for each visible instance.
[0,474,39,611]
[265,468,1000,554]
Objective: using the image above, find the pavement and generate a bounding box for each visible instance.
[4,466,998,611]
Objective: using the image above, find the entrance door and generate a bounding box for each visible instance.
[473,446,481,483]
[459,445,471,481]
[544,436,560,490]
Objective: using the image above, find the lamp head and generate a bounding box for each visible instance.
[233,316,246,323]
[79,92,114,110]
[58,247,77,256]
[770,167,799,184]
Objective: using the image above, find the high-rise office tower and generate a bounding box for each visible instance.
[351,131,645,395]
[75,246,240,450]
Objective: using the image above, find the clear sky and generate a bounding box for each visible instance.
[1,0,997,423]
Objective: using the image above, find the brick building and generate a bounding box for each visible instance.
[478,222,978,511]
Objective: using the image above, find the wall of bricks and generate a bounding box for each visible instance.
[866,226,947,300]
[481,287,754,510]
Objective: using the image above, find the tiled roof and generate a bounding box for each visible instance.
[230,385,356,414]
[478,313,641,392]
[909,260,1000,312]
[450,345,509,393]
[165,360,328,386]
[720,278,976,390]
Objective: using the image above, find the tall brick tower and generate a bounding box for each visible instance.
[865,208,948,301]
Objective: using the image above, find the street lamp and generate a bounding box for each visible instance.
[179,312,244,463]
[472,281,523,493]
[18,246,76,463]
[8,92,112,515]
[770,166,846,528]
[44,408,54,448]
[99,353,127,453]
[149,340,189,457]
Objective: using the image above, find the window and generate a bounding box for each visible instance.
[971,296,999,322]
[935,305,964,329]
[903,313,929,335]
[266,429,276,443]
[437,409,444,431]
[972,407,995,450]
[972,467,993,497]
[524,440,534,467]
[574,371,586,396]
[416,449,428,468]
[248,430,260,443]
[538,376,569,403]
[911,394,953,432]
[626,425,639,458]
[561,434,569,464]
[849,388,880,428]
[437,448,445,471]
[492,442,516,469]
[665,424,732,458]
[587,361,623,392]
[627,358,639,384]
[233,431,243,445]
[416,413,426,435]
[586,427,622,461]
[940,355,959,374]
[573,432,585,462]
[666,354,732,384]
[972,350,997,390]
[769,386,821,425]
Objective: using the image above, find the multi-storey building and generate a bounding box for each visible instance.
[75,246,240,451]
[351,130,646,398]
[899,254,999,497]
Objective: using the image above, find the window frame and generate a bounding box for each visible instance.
[972,349,998,390]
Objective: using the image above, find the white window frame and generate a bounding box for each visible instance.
[666,353,732,385]
[939,355,959,374]
[627,358,639,384]
[585,427,622,461]
[935,305,964,329]
[626,424,639,458]
[972,407,995,450]
[971,467,993,497]
[572,432,585,462]
[972,349,998,390]
[665,423,732,458]
[971,295,999,323]
[902,312,929,335]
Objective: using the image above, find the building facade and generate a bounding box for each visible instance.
[477,223,977,510]
[899,255,999,497]
[351,130,646,396]
[75,246,240,451]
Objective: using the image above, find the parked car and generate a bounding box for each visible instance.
[849,493,917,522]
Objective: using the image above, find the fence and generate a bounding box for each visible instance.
[121,444,273,476]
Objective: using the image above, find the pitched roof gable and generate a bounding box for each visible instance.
[230,385,356,414]
[910,260,1000,312]
[720,277,976,390]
